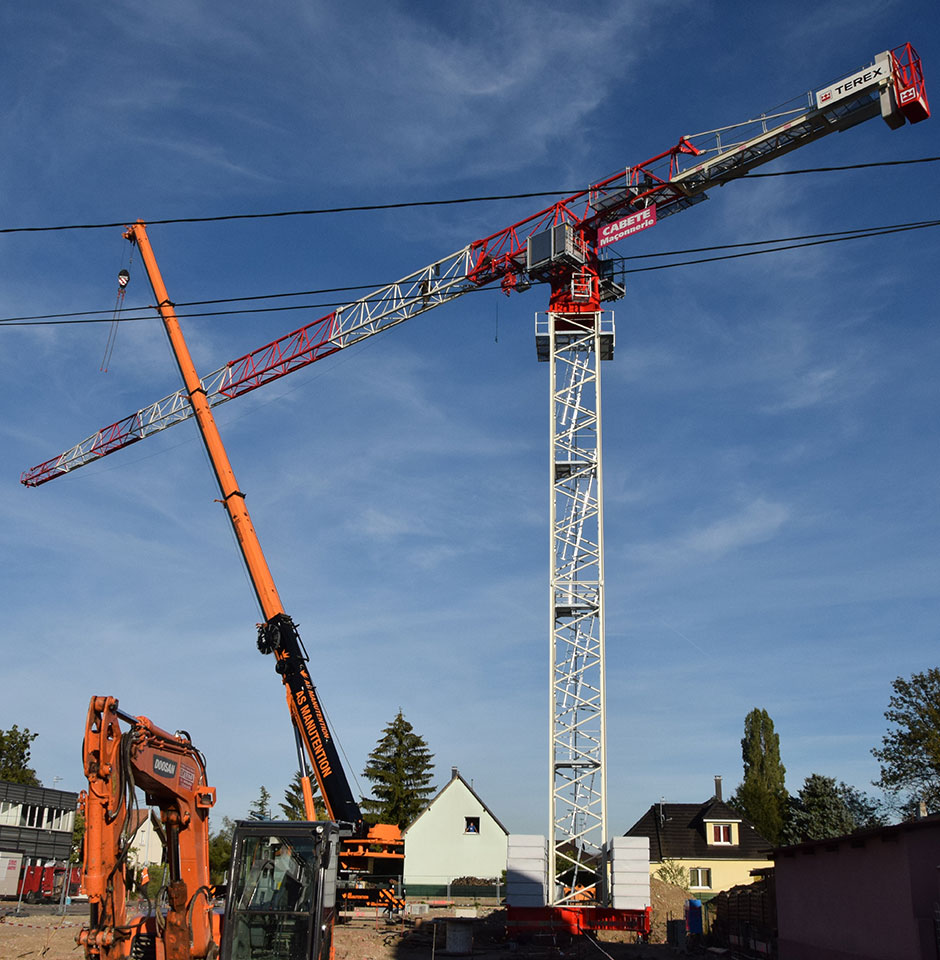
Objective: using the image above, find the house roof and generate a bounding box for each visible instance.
[402,769,509,836]
[130,808,152,833]
[625,798,771,861]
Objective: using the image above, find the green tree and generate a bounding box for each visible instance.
[279,771,325,820]
[781,774,856,844]
[144,863,167,901]
[361,710,435,829]
[730,708,788,844]
[872,668,940,814]
[208,816,236,884]
[0,725,41,785]
[838,782,887,830]
[249,785,272,819]
[655,859,689,891]
[70,811,85,864]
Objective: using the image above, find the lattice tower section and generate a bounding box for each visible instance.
[545,310,611,906]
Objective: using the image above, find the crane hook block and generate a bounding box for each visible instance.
[257,620,281,655]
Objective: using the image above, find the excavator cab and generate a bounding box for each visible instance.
[220,820,349,960]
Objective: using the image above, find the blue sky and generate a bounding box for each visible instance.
[1,1,938,837]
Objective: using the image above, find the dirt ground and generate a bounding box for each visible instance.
[1,883,690,960]
[0,910,84,959]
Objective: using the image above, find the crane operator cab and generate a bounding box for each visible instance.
[220,820,350,960]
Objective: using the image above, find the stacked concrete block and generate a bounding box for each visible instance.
[605,836,649,910]
[506,834,548,907]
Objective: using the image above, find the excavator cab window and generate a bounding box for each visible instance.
[220,821,340,960]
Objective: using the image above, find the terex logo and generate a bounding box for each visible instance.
[816,62,886,110]
[832,65,883,97]
[153,755,178,779]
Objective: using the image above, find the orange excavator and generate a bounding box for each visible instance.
[78,223,403,960]
[81,695,351,960]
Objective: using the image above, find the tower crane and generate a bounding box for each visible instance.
[23,42,928,932]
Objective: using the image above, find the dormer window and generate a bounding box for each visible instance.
[712,823,732,844]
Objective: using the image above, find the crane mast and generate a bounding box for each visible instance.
[23,43,928,918]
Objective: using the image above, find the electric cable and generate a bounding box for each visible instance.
[0,157,935,235]
[0,218,936,328]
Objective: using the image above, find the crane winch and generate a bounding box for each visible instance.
[23,42,928,928]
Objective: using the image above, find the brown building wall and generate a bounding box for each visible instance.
[775,819,940,960]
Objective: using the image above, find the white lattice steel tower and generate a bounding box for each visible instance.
[538,309,614,905]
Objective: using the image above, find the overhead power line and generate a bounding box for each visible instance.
[0,157,936,235]
[0,218,936,328]
[614,219,940,273]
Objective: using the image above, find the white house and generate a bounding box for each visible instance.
[127,809,165,869]
[403,768,508,889]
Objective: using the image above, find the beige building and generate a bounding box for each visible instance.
[623,778,772,898]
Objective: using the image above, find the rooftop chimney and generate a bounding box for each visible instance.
[451,766,459,781]
[714,775,723,801]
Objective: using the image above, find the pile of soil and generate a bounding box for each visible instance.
[647,878,691,944]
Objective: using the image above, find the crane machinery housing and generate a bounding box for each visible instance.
[22,43,928,955]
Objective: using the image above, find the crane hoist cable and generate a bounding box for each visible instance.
[100,252,133,372]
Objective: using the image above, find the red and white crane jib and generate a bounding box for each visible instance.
[20,243,482,486]
[20,43,928,488]
[465,137,702,294]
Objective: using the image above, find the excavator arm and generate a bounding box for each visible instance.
[80,696,216,960]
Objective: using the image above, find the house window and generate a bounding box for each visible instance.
[712,823,732,844]
[464,817,480,834]
[689,867,712,889]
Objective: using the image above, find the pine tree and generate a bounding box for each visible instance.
[280,770,326,820]
[781,774,857,844]
[361,710,435,828]
[730,708,788,844]
[249,785,272,819]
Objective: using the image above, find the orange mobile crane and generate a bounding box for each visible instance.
[24,43,928,953]
[76,222,403,960]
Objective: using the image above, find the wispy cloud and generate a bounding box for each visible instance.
[628,496,790,570]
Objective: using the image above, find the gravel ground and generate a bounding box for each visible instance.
[1,893,688,960]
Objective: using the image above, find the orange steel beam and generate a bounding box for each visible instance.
[124,223,333,822]
[125,221,283,622]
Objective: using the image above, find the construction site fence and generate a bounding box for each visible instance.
[404,883,503,901]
